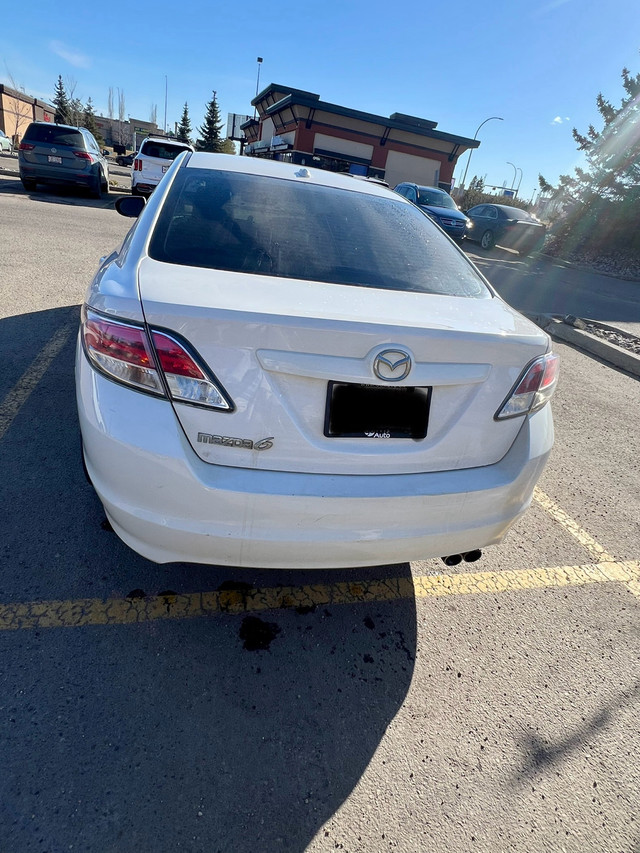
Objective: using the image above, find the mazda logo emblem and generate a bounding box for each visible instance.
[373,349,412,382]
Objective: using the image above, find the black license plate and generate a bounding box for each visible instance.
[325,382,431,439]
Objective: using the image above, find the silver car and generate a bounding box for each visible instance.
[18,122,109,197]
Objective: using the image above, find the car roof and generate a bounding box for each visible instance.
[185,152,397,198]
[27,121,83,131]
[482,204,534,218]
[143,135,192,145]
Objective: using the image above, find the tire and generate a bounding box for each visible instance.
[21,178,37,191]
[480,229,495,250]
[90,171,103,199]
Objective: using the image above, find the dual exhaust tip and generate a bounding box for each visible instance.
[441,550,482,566]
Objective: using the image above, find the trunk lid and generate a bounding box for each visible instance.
[138,258,549,475]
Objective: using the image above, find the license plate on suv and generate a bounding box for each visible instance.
[48,155,62,164]
[324,382,431,439]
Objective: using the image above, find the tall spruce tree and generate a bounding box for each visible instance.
[83,98,103,144]
[196,91,225,152]
[557,61,640,204]
[53,75,71,124]
[177,102,192,145]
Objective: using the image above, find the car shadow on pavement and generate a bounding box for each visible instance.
[0,305,417,853]
[0,177,130,208]
[23,184,130,209]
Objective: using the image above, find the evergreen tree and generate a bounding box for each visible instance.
[196,90,225,153]
[83,98,103,144]
[538,174,554,196]
[177,102,192,145]
[559,61,640,204]
[69,97,84,127]
[53,75,71,124]
[544,56,640,257]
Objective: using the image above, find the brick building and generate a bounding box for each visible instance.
[241,84,479,190]
[0,84,55,147]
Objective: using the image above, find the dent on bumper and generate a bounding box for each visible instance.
[77,351,554,568]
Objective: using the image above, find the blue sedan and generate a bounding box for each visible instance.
[393,183,470,242]
[464,203,546,255]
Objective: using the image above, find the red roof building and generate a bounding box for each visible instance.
[242,84,479,191]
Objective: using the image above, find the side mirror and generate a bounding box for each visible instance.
[116,195,146,218]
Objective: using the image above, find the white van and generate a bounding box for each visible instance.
[131,136,194,196]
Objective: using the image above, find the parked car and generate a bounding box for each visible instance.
[76,153,558,569]
[116,151,137,166]
[18,122,109,197]
[0,129,12,152]
[464,203,546,255]
[131,136,194,196]
[394,182,470,242]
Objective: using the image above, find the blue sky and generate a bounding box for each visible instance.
[2,0,639,200]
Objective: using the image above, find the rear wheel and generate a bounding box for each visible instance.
[90,171,103,199]
[21,178,37,191]
[480,229,495,250]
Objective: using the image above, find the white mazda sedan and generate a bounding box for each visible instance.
[75,153,558,569]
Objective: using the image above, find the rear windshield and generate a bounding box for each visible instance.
[148,168,491,299]
[24,124,84,146]
[140,140,191,160]
[499,206,537,221]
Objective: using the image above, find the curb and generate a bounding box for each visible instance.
[524,313,640,378]
[538,251,640,284]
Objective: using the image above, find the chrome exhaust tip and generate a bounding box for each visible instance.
[441,554,463,566]
[462,549,482,563]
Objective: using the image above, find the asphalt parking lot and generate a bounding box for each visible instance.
[0,175,639,852]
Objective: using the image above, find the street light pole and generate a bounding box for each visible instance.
[507,161,517,192]
[516,168,523,196]
[253,57,263,120]
[460,116,503,191]
[164,75,167,135]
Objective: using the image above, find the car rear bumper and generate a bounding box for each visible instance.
[76,345,554,568]
[19,164,97,186]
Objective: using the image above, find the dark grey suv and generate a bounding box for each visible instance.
[18,122,109,197]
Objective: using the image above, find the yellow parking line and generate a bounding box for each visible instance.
[1,560,638,631]
[533,487,615,563]
[0,319,77,441]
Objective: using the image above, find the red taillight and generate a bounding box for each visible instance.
[134,159,142,171]
[85,316,155,367]
[82,308,232,410]
[150,330,232,409]
[495,353,559,419]
[19,142,35,150]
[83,311,163,395]
[73,150,93,161]
[151,332,206,378]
